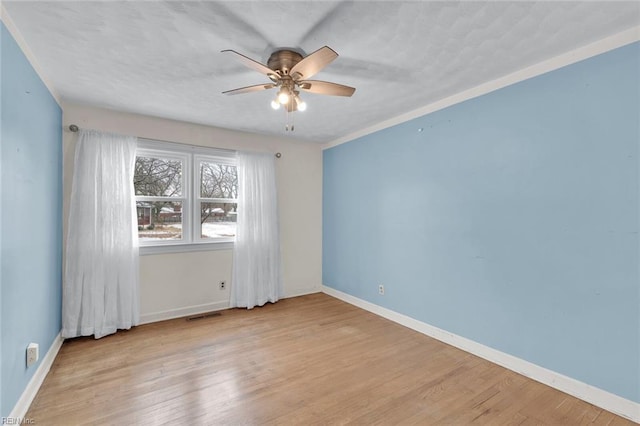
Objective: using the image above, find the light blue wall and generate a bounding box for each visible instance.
[1,22,63,416]
[323,42,639,402]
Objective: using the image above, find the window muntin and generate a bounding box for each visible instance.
[133,141,236,251]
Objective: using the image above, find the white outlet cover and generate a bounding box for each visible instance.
[27,342,39,367]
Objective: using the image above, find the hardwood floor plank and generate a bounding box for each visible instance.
[25,293,634,425]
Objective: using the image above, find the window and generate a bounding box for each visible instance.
[134,139,237,253]
[197,157,238,239]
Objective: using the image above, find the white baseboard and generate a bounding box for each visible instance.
[322,285,640,423]
[140,289,322,325]
[139,301,230,324]
[7,291,322,416]
[9,333,64,420]
[283,287,322,299]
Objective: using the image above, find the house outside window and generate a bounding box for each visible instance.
[134,139,237,254]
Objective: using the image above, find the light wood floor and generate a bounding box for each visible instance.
[28,293,633,425]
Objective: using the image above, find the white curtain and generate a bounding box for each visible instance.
[62,129,139,339]
[231,151,283,309]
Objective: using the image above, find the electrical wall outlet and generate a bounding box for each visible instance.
[219,280,226,290]
[26,343,39,367]
[378,284,385,295]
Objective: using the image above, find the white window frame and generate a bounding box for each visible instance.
[135,139,237,255]
[193,155,238,244]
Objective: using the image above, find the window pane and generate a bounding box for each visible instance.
[200,162,237,199]
[135,156,182,197]
[137,201,183,241]
[200,202,237,239]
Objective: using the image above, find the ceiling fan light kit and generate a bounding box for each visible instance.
[222,46,355,131]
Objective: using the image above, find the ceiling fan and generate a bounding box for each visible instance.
[221,46,356,114]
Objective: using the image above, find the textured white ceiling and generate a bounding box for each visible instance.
[4,1,639,143]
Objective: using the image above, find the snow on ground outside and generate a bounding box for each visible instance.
[139,221,236,242]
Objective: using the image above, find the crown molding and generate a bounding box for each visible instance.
[324,26,640,150]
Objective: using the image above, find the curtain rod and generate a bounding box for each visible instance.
[67,124,282,159]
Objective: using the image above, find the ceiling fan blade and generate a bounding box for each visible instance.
[222,83,276,95]
[221,50,278,78]
[290,46,338,80]
[298,80,355,97]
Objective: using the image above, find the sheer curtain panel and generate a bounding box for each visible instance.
[62,129,139,339]
[231,151,283,309]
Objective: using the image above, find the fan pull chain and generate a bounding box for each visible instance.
[290,108,295,132]
[284,102,295,132]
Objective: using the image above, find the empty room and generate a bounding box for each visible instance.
[1,1,639,424]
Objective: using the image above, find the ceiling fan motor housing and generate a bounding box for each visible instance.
[268,50,304,76]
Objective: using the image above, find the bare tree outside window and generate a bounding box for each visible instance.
[200,162,237,224]
[133,152,238,244]
[134,157,182,197]
[134,156,184,240]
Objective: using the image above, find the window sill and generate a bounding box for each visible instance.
[139,241,234,255]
